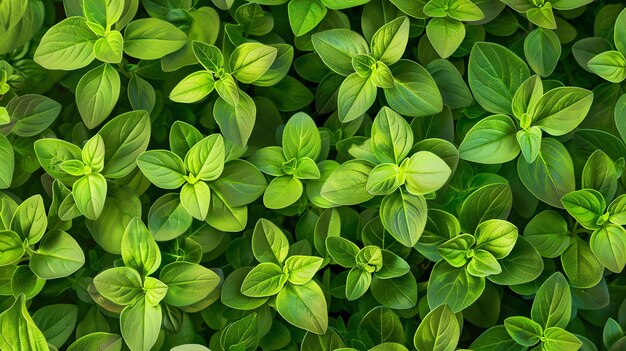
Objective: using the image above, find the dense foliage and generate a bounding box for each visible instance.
[0,0,626,350]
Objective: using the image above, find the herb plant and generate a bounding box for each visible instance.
[0,0,625,350]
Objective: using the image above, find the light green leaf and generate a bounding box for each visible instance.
[230,43,278,84]
[413,304,460,351]
[30,230,85,279]
[123,18,187,60]
[468,42,530,115]
[276,280,328,335]
[459,114,520,164]
[380,189,427,247]
[72,173,107,220]
[370,106,413,164]
[120,298,161,351]
[403,151,451,195]
[33,17,98,70]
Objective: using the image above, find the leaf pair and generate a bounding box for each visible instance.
[249,112,322,209]
[504,273,581,351]
[312,17,443,121]
[461,74,593,164]
[240,219,328,335]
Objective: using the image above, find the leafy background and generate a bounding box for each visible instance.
[0,0,625,350]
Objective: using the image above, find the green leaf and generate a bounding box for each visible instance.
[516,126,542,163]
[474,219,518,259]
[458,183,512,234]
[0,135,13,189]
[524,28,561,77]
[413,304,460,351]
[542,327,582,351]
[590,224,626,273]
[503,316,543,347]
[384,60,443,117]
[370,16,410,65]
[82,0,124,28]
[326,236,359,268]
[345,267,371,300]
[192,41,224,72]
[137,150,186,189]
[67,333,123,351]
[439,234,474,268]
[215,73,241,106]
[370,272,417,309]
[284,255,323,285]
[263,176,303,209]
[512,75,543,120]
[293,157,321,180]
[143,277,167,306]
[169,71,215,103]
[447,0,484,20]
[402,151,451,195]
[366,163,403,195]
[312,29,370,76]
[241,262,287,297]
[184,134,224,181]
[470,326,523,351]
[467,249,502,277]
[380,189,427,247]
[82,134,105,172]
[30,230,85,279]
[288,0,327,36]
[75,63,121,129]
[252,218,289,265]
[213,91,256,147]
[93,267,143,306]
[427,260,485,313]
[220,313,259,351]
[120,298,161,351]
[33,17,98,70]
[169,121,203,159]
[321,160,375,205]
[34,139,82,184]
[72,173,107,220]
[561,189,606,230]
[276,280,328,335]
[6,94,62,137]
[531,272,572,329]
[32,304,78,348]
[426,17,465,59]
[529,87,593,136]
[588,51,626,83]
[0,230,24,266]
[517,138,575,208]
[524,210,570,258]
[561,236,604,289]
[98,111,151,179]
[608,194,626,225]
[94,30,124,63]
[123,18,187,60]
[121,218,161,277]
[283,112,321,161]
[459,115,520,164]
[376,249,410,279]
[230,43,278,84]
[582,150,618,202]
[0,295,48,351]
[338,73,377,123]
[11,195,47,244]
[468,42,530,115]
[371,107,413,164]
[526,3,556,29]
[159,261,220,306]
[603,318,623,349]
